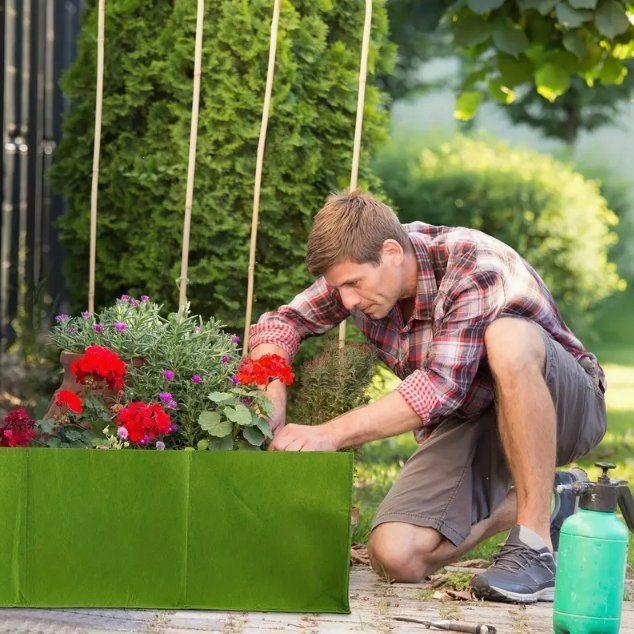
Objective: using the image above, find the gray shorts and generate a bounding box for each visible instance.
[371,329,607,546]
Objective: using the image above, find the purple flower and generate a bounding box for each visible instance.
[81,311,91,319]
[94,323,103,333]
[156,441,166,451]
[141,295,149,302]
[114,322,127,331]
[55,314,70,323]
[159,392,172,403]
[163,370,175,381]
[117,426,129,440]
[139,434,150,446]
[69,327,76,334]
[221,355,229,364]
[232,335,240,344]
[120,294,130,302]
[168,423,179,434]
[191,375,201,383]
[240,398,252,407]
[167,400,178,410]
[231,376,239,385]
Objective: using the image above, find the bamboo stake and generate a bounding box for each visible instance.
[243,0,282,354]
[338,0,372,349]
[178,0,205,310]
[88,0,105,313]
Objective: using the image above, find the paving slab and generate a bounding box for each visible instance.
[0,567,632,633]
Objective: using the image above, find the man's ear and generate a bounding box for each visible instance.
[380,239,404,265]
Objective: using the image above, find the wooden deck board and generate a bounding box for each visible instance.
[1,567,632,633]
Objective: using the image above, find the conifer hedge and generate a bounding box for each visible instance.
[51,0,394,329]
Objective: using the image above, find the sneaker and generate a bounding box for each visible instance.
[470,525,556,603]
[551,468,588,552]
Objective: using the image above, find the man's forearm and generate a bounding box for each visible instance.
[250,343,289,431]
[324,390,423,449]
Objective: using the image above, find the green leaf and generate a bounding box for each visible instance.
[555,3,593,27]
[47,437,62,448]
[488,77,517,103]
[535,63,571,101]
[467,0,505,13]
[598,57,628,84]
[516,0,556,13]
[223,403,253,426]
[243,426,266,447]
[198,411,233,437]
[568,0,598,7]
[454,91,484,120]
[595,0,630,38]
[208,391,234,403]
[453,14,491,47]
[64,429,83,442]
[255,417,274,440]
[497,53,534,86]
[235,439,260,451]
[259,397,275,419]
[492,18,529,56]
[37,419,56,434]
[209,435,233,450]
[562,31,588,58]
[197,439,210,450]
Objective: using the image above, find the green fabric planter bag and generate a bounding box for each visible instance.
[0,448,353,612]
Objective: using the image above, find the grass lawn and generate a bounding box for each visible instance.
[352,289,634,572]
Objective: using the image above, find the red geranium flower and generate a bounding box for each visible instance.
[116,402,172,444]
[236,354,294,387]
[0,408,36,447]
[70,345,126,390]
[55,389,83,414]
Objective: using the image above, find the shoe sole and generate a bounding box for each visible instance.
[471,577,554,604]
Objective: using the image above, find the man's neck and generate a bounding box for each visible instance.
[399,252,419,323]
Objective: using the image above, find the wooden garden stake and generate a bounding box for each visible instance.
[178,0,205,310]
[88,0,105,313]
[338,0,372,349]
[243,0,282,353]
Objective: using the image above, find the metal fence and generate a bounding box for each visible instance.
[1,0,82,360]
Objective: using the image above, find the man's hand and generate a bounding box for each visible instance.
[268,423,338,452]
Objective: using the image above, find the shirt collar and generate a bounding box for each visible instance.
[408,233,437,321]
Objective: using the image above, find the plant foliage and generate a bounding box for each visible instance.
[50,0,394,330]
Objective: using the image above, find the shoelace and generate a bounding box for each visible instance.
[491,543,552,573]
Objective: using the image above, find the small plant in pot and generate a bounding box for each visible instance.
[12,295,294,451]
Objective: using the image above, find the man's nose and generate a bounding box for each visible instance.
[339,287,360,310]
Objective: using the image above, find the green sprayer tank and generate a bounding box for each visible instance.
[554,462,634,634]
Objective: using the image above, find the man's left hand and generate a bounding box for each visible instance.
[267,423,338,452]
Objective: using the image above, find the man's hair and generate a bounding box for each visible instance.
[306,190,410,277]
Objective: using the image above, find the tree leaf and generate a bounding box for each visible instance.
[517,0,556,13]
[453,14,491,47]
[492,18,529,56]
[555,3,593,27]
[535,63,571,101]
[488,77,517,103]
[243,426,266,447]
[467,0,505,13]
[598,57,628,84]
[223,403,253,426]
[497,53,534,86]
[454,91,484,120]
[198,411,233,437]
[595,0,630,38]
[209,435,233,450]
[562,31,588,58]
[568,0,598,8]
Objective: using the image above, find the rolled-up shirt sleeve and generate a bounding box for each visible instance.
[248,277,349,361]
[397,269,504,427]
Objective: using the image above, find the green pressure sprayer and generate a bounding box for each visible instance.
[553,462,634,634]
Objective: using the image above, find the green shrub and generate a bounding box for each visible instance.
[51,0,394,330]
[374,134,623,335]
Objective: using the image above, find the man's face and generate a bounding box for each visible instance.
[324,242,405,320]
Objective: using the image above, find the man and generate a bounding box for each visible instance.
[248,190,607,603]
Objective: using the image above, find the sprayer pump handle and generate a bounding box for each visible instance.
[595,462,616,482]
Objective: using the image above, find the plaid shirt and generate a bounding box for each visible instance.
[249,223,604,442]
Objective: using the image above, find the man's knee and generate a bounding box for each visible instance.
[367,523,437,582]
[484,318,545,380]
